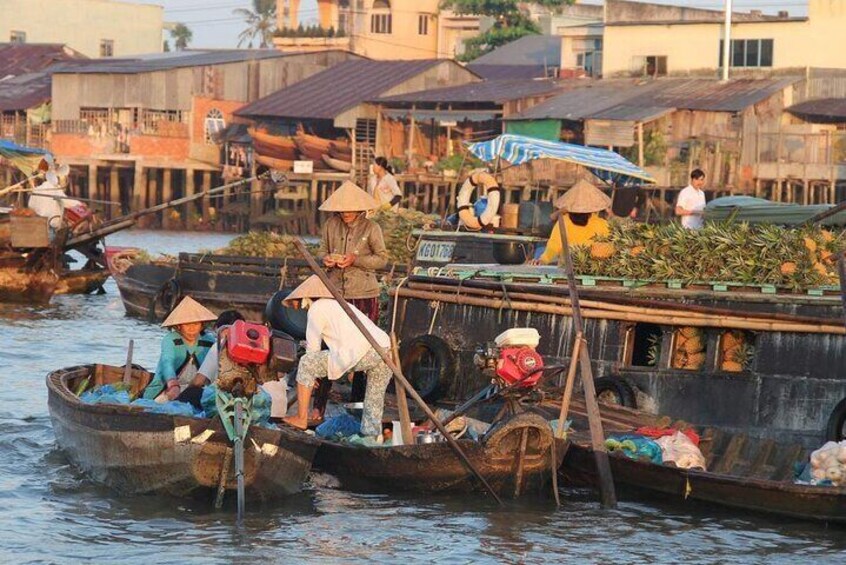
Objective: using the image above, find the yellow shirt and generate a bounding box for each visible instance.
[539,214,609,265]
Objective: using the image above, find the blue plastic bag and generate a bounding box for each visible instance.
[606,433,663,464]
[446,197,488,226]
[315,414,361,439]
[130,398,201,418]
[80,385,131,406]
[201,384,272,427]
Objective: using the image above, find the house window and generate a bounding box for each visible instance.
[371,0,392,34]
[10,30,26,44]
[418,14,429,35]
[100,39,114,58]
[624,323,664,367]
[645,56,667,77]
[204,108,225,145]
[719,39,774,68]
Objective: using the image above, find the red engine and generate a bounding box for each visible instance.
[63,204,93,227]
[227,320,271,365]
[496,347,544,388]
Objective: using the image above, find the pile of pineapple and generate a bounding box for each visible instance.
[571,221,845,291]
[673,327,706,370]
[719,330,753,373]
[369,206,440,265]
[219,232,317,258]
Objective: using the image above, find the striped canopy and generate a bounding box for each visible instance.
[465,134,655,187]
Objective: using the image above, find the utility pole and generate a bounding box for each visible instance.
[722,0,733,81]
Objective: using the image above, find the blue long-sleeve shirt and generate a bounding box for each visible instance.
[143,329,216,399]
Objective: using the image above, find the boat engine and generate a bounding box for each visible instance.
[218,320,297,398]
[474,328,544,390]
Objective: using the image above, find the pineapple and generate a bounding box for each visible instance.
[679,326,700,339]
[780,262,797,276]
[803,237,818,253]
[681,337,705,354]
[721,360,744,372]
[590,242,615,259]
[685,352,706,370]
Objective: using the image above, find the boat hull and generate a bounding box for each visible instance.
[47,365,319,499]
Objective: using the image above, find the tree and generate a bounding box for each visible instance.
[440,1,572,62]
[170,23,193,51]
[235,0,277,49]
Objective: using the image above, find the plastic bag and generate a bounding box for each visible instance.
[130,398,201,418]
[655,431,707,470]
[606,434,663,464]
[201,384,272,427]
[315,414,361,440]
[80,385,131,406]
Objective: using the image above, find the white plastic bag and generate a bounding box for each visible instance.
[655,431,707,470]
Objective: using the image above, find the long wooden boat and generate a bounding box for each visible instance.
[322,154,352,172]
[255,154,294,171]
[0,251,109,302]
[248,128,297,152]
[253,138,297,161]
[561,421,846,524]
[110,251,404,323]
[47,364,319,499]
[312,411,565,497]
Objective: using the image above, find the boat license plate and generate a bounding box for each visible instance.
[415,241,456,263]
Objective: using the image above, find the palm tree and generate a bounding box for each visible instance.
[235,0,277,49]
[170,23,193,51]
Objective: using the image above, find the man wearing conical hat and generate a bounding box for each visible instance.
[282,275,393,439]
[142,296,217,404]
[535,179,611,265]
[315,180,389,414]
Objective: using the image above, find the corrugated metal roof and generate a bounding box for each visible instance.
[787,98,846,123]
[466,64,551,80]
[235,59,446,120]
[0,72,52,111]
[0,43,84,78]
[52,49,296,75]
[471,35,562,67]
[508,78,797,121]
[376,79,564,105]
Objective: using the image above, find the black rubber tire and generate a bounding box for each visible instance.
[264,289,308,340]
[150,278,181,322]
[826,398,846,441]
[399,334,456,403]
[594,377,637,408]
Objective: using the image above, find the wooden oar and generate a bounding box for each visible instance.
[556,213,617,509]
[293,238,504,504]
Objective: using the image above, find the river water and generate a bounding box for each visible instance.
[1,230,844,564]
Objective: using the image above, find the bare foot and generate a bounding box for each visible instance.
[284,415,308,430]
[310,408,323,421]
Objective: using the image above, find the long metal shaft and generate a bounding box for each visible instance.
[234,401,246,524]
[293,238,504,504]
[556,214,617,508]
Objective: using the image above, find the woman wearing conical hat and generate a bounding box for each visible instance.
[317,180,388,321]
[535,179,611,265]
[282,275,393,439]
[142,296,217,403]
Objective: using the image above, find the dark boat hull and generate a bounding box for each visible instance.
[562,442,846,524]
[47,365,319,499]
[313,412,566,497]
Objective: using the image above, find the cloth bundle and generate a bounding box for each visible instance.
[606,434,663,464]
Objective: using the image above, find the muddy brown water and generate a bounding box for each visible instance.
[0,230,844,564]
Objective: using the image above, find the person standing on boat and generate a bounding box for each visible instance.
[675,169,707,230]
[369,156,402,209]
[534,179,611,265]
[282,275,392,439]
[142,297,217,403]
[315,180,388,415]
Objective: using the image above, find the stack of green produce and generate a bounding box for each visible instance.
[570,221,845,291]
[370,206,440,265]
[218,232,317,258]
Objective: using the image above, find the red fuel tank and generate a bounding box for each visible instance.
[227,320,271,365]
[496,347,544,388]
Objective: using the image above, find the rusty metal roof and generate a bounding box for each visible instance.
[0,72,52,111]
[471,35,562,67]
[236,59,449,121]
[376,79,565,106]
[52,49,299,75]
[508,78,797,122]
[787,98,846,123]
[0,43,84,78]
[466,64,551,80]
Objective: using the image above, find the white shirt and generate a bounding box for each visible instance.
[370,172,402,208]
[198,342,220,382]
[676,185,706,230]
[28,181,82,228]
[306,298,390,380]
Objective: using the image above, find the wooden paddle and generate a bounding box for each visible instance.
[293,238,504,504]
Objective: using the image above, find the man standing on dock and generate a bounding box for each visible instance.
[675,169,707,230]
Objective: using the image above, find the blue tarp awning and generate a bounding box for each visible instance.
[465,134,655,187]
[0,139,47,156]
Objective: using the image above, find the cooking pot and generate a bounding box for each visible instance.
[415,430,444,445]
[492,240,530,265]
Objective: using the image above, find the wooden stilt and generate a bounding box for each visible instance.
[201,171,211,224]
[109,167,120,219]
[162,168,172,229]
[133,163,146,215]
[87,164,97,212]
[185,169,195,227]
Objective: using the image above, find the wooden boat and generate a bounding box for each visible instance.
[328,142,352,161]
[312,411,565,497]
[248,128,297,152]
[255,154,294,171]
[253,138,298,161]
[109,251,406,323]
[294,141,326,162]
[558,401,846,524]
[322,154,352,173]
[295,132,336,154]
[55,267,110,295]
[47,364,319,499]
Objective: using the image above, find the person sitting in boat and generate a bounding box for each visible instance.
[282,275,392,439]
[368,156,402,209]
[533,180,612,265]
[28,168,82,230]
[143,296,217,404]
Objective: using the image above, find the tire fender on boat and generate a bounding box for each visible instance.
[456,170,501,231]
[399,334,457,402]
[150,278,182,322]
[826,397,846,441]
[594,377,637,408]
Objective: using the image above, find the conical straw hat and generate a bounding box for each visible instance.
[553,179,612,213]
[282,275,333,306]
[319,180,379,212]
[161,296,218,327]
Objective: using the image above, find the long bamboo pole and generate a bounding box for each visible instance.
[395,288,846,335]
[556,333,583,440]
[293,239,504,504]
[555,214,616,509]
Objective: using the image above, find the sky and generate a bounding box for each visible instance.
[137,0,809,50]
